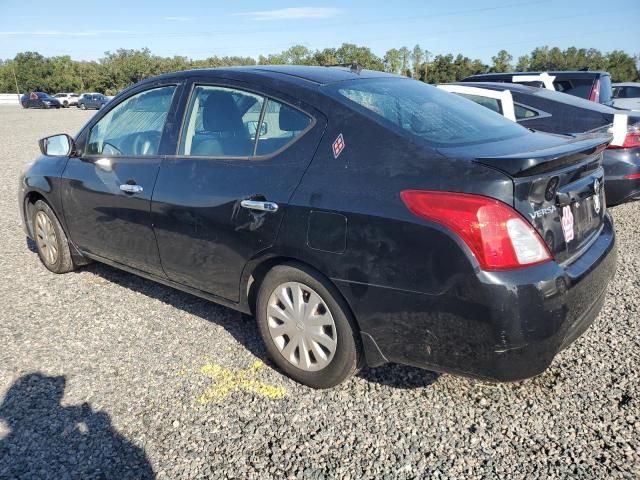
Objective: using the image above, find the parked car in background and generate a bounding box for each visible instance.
[612,83,640,110]
[462,71,613,105]
[77,93,109,110]
[19,66,616,388]
[53,92,79,108]
[439,82,640,206]
[20,92,62,109]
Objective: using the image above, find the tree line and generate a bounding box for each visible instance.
[0,44,637,96]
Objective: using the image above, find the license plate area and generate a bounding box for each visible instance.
[565,189,604,254]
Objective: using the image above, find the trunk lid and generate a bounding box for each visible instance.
[439,132,610,264]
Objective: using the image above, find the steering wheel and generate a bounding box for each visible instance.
[132,131,160,156]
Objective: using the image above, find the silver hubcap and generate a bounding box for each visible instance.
[267,282,337,372]
[35,211,58,265]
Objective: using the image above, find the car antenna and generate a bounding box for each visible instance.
[349,62,363,74]
[323,62,363,74]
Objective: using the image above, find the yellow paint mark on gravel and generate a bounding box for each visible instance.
[198,360,286,403]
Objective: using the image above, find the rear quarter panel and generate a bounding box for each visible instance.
[276,100,514,319]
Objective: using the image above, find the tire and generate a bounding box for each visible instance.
[31,200,76,274]
[256,263,362,388]
[63,101,68,108]
[80,103,86,110]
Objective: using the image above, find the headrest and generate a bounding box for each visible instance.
[201,91,244,133]
[279,105,310,132]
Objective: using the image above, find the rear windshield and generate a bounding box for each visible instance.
[553,78,594,99]
[328,78,526,147]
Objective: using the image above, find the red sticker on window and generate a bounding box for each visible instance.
[332,133,345,158]
[29,92,38,100]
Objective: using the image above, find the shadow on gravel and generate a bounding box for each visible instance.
[0,373,154,479]
[72,262,441,390]
[358,364,440,389]
[76,263,269,362]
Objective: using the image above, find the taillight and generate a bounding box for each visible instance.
[400,190,552,271]
[624,173,640,180]
[589,79,601,103]
[608,130,640,149]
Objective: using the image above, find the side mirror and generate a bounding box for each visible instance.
[245,121,268,137]
[39,134,75,157]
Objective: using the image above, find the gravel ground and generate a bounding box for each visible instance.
[0,105,638,479]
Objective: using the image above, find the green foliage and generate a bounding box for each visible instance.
[0,44,637,95]
[383,48,402,75]
[515,55,531,71]
[490,50,513,73]
[606,50,639,83]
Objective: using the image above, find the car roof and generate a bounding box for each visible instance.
[612,82,640,87]
[148,65,397,86]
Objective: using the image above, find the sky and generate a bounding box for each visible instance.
[0,0,638,63]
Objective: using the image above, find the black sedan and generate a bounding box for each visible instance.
[20,92,62,109]
[19,66,616,388]
[440,82,640,206]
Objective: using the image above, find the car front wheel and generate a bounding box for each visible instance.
[32,200,76,274]
[256,263,362,388]
[80,103,86,110]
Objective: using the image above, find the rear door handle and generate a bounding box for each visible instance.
[120,184,143,194]
[240,199,279,212]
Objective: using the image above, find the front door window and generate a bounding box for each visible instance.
[87,86,176,157]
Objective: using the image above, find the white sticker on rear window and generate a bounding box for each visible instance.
[561,206,574,243]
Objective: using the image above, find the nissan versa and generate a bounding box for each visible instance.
[19,66,617,388]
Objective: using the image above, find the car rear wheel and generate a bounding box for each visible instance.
[80,103,86,110]
[32,200,76,274]
[63,101,68,107]
[256,263,362,388]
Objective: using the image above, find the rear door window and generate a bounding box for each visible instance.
[255,100,312,156]
[179,85,313,158]
[179,86,264,158]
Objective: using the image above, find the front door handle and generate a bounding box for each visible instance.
[240,199,279,213]
[120,184,143,194]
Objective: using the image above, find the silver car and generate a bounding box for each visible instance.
[612,83,640,111]
[52,92,79,108]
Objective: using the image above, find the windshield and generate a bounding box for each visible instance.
[328,78,527,147]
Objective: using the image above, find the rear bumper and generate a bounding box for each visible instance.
[338,214,617,381]
[604,148,640,205]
